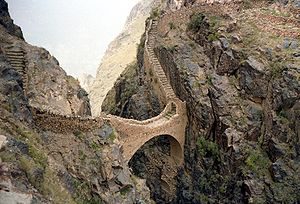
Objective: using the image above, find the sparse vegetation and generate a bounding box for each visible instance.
[79,150,87,161]
[109,131,116,142]
[120,185,132,196]
[197,136,220,161]
[101,61,139,114]
[74,130,84,140]
[245,148,270,176]
[188,12,206,32]
[208,33,219,42]
[206,75,213,85]
[166,45,176,53]
[90,141,101,150]
[149,68,154,77]
[150,7,160,19]
[270,61,286,78]
[169,22,176,30]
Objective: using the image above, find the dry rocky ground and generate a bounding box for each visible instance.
[103,0,300,203]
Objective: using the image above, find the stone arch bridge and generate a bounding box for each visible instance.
[4,19,187,167]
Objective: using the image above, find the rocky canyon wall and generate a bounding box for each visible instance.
[102,0,300,203]
[89,0,161,116]
[0,1,153,203]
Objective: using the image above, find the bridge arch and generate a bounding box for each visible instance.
[127,134,183,165]
[107,100,187,165]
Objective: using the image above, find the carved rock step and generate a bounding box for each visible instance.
[10,60,25,63]
[6,49,23,51]
[8,61,25,66]
[156,70,165,75]
[156,70,166,75]
[152,61,161,66]
[10,65,25,69]
[5,50,24,55]
[165,89,174,93]
[155,70,166,76]
[7,55,24,59]
[160,78,168,82]
[10,62,25,66]
[166,92,176,96]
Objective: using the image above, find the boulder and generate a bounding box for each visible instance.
[269,160,288,182]
[0,135,7,150]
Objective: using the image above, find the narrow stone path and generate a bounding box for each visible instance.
[4,46,28,96]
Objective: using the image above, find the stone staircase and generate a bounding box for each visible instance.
[146,20,177,100]
[4,46,28,95]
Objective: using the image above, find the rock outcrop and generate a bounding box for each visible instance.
[0,1,153,203]
[89,0,161,116]
[102,0,300,203]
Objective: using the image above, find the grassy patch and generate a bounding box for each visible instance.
[109,131,116,142]
[245,148,270,176]
[90,141,101,151]
[28,144,47,168]
[208,33,219,42]
[270,61,286,78]
[41,167,76,204]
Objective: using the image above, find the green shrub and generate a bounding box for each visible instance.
[197,136,220,161]
[74,130,84,140]
[109,131,116,142]
[206,75,213,85]
[208,33,219,42]
[270,61,285,78]
[150,7,160,19]
[169,22,176,30]
[188,13,206,32]
[245,148,270,175]
[120,185,132,196]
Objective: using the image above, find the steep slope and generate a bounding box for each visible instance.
[102,0,300,203]
[0,1,152,203]
[89,0,160,116]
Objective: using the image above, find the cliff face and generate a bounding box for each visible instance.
[0,1,152,203]
[89,0,161,116]
[0,2,91,116]
[102,0,300,203]
[0,0,23,39]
